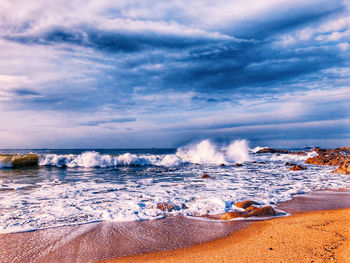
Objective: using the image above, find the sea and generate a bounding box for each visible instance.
[1,139,350,234]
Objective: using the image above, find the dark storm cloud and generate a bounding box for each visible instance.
[5,26,234,53]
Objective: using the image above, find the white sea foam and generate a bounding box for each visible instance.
[1,141,350,234]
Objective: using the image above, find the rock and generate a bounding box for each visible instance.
[201,173,211,179]
[256,148,306,156]
[219,163,225,167]
[234,163,243,167]
[244,206,276,217]
[220,211,242,220]
[290,165,307,171]
[235,200,259,209]
[220,205,277,220]
[305,152,347,166]
[256,148,290,154]
[333,159,350,175]
[258,161,266,164]
[285,162,295,166]
[157,202,175,212]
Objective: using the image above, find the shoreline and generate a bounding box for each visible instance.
[1,189,350,263]
[102,208,350,263]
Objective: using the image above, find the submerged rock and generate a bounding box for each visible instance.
[235,200,259,209]
[285,162,296,166]
[157,202,175,212]
[290,165,307,171]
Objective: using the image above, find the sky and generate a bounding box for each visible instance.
[0,0,349,148]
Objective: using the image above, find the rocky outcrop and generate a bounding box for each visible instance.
[256,148,306,156]
[305,147,350,175]
[256,148,290,154]
[305,148,349,166]
[290,165,307,171]
[333,159,350,175]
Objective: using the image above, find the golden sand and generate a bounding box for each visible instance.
[100,209,350,263]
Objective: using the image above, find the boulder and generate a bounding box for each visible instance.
[234,163,243,167]
[244,206,276,217]
[220,205,277,220]
[219,163,226,167]
[235,200,259,209]
[290,165,307,171]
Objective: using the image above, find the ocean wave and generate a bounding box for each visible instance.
[1,140,314,169]
[37,140,252,168]
[0,154,38,168]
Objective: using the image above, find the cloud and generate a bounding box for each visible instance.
[0,0,349,148]
[79,117,137,126]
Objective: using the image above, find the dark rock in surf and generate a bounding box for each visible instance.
[290,165,307,171]
[157,202,175,212]
[201,173,211,179]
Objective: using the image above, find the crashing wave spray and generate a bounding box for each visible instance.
[1,140,253,168]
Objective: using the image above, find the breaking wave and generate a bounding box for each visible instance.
[1,139,313,169]
[36,139,251,168]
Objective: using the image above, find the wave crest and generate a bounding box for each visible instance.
[36,139,252,168]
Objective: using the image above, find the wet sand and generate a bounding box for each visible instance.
[1,190,350,263]
[102,208,350,263]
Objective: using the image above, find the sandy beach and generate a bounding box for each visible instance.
[101,208,350,263]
